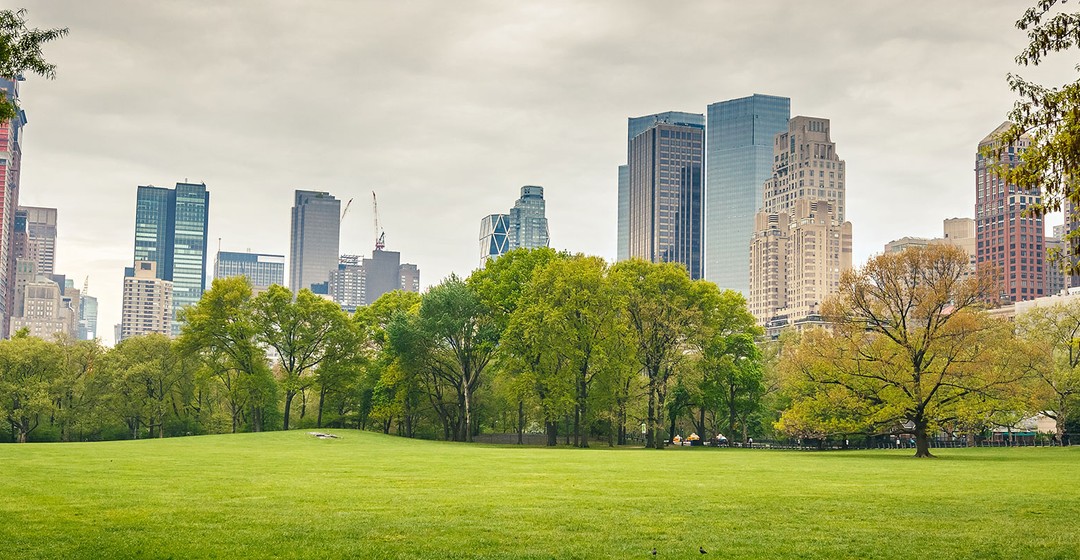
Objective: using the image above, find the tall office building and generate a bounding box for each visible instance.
[976,122,1044,303]
[9,276,74,340]
[618,112,705,263]
[78,290,98,341]
[120,261,173,341]
[132,182,210,335]
[627,114,704,279]
[479,214,511,263]
[18,206,57,275]
[214,251,285,293]
[399,263,420,293]
[479,186,550,265]
[290,190,341,293]
[328,254,365,310]
[705,95,790,295]
[0,77,26,338]
[749,116,852,327]
[617,165,630,261]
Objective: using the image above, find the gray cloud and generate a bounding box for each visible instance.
[13,1,1074,343]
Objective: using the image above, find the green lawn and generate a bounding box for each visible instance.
[0,431,1076,559]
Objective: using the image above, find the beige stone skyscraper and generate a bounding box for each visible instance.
[120,261,173,341]
[749,116,852,327]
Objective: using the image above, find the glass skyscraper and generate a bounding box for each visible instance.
[618,112,705,264]
[290,190,341,293]
[628,115,704,279]
[479,186,550,265]
[131,182,209,335]
[705,94,790,295]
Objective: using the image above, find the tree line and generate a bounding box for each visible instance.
[3,246,1078,455]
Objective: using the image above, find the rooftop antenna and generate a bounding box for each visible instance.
[373,191,385,251]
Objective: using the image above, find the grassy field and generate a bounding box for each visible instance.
[0,431,1077,559]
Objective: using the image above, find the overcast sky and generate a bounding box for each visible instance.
[13,1,1075,345]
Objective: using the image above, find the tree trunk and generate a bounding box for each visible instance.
[462,382,473,443]
[317,386,327,428]
[728,378,737,438]
[646,376,657,448]
[517,400,525,445]
[914,419,934,458]
[546,421,557,446]
[283,391,295,431]
[654,382,668,450]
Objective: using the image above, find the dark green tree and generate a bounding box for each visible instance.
[989,1,1080,272]
[0,334,61,442]
[252,285,352,431]
[0,9,67,120]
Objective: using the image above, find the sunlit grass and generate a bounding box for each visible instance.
[1,431,1076,559]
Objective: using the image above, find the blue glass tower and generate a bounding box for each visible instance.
[132,182,210,335]
[705,94,790,295]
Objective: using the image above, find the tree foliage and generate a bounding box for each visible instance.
[989,0,1080,272]
[0,9,68,121]
[779,245,1021,457]
[1015,301,1080,443]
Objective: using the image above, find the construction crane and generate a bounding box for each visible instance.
[340,198,354,221]
[372,191,385,251]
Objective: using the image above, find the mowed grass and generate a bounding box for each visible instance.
[1,432,1077,559]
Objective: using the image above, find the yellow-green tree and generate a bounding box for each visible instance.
[779,245,1021,457]
[1015,301,1080,444]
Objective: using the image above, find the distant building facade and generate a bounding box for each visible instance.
[976,122,1043,303]
[627,113,704,279]
[705,94,791,294]
[328,251,420,310]
[17,206,57,276]
[290,190,341,293]
[214,251,285,293]
[479,186,550,265]
[0,77,26,339]
[618,112,704,266]
[131,182,210,335]
[120,261,173,341]
[9,276,73,340]
[749,116,852,327]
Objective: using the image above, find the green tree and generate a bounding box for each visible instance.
[389,276,498,442]
[101,334,195,439]
[0,9,67,122]
[611,260,711,449]
[1015,301,1080,444]
[0,335,61,442]
[179,277,274,432]
[252,285,352,431]
[358,290,422,435]
[779,245,1021,457]
[51,336,104,441]
[696,287,763,442]
[470,247,563,443]
[988,1,1080,272]
[513,255,626,447]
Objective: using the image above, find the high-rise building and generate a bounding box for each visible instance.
[290,190,341,293]
[750,116,852,327]
[120,261,173,341]
[480,214,511,263]
[328,254,365,310]
[627,115,704,279]
[618,112,705,264]
[363,249,403,305]
[214,251,285,293]
[0,77,26,339]
[131,182,209,335]
[399,263,420,293]
[78,291,98,341]
[479,186,550,265]
[1046,233,1067,296]
[9,276,74,340]
[705,94,791,295]
[976,122,1043,303]
[509,186,549,250]
[18,206,57,275]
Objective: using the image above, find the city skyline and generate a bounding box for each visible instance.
[10,1,1076,343]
